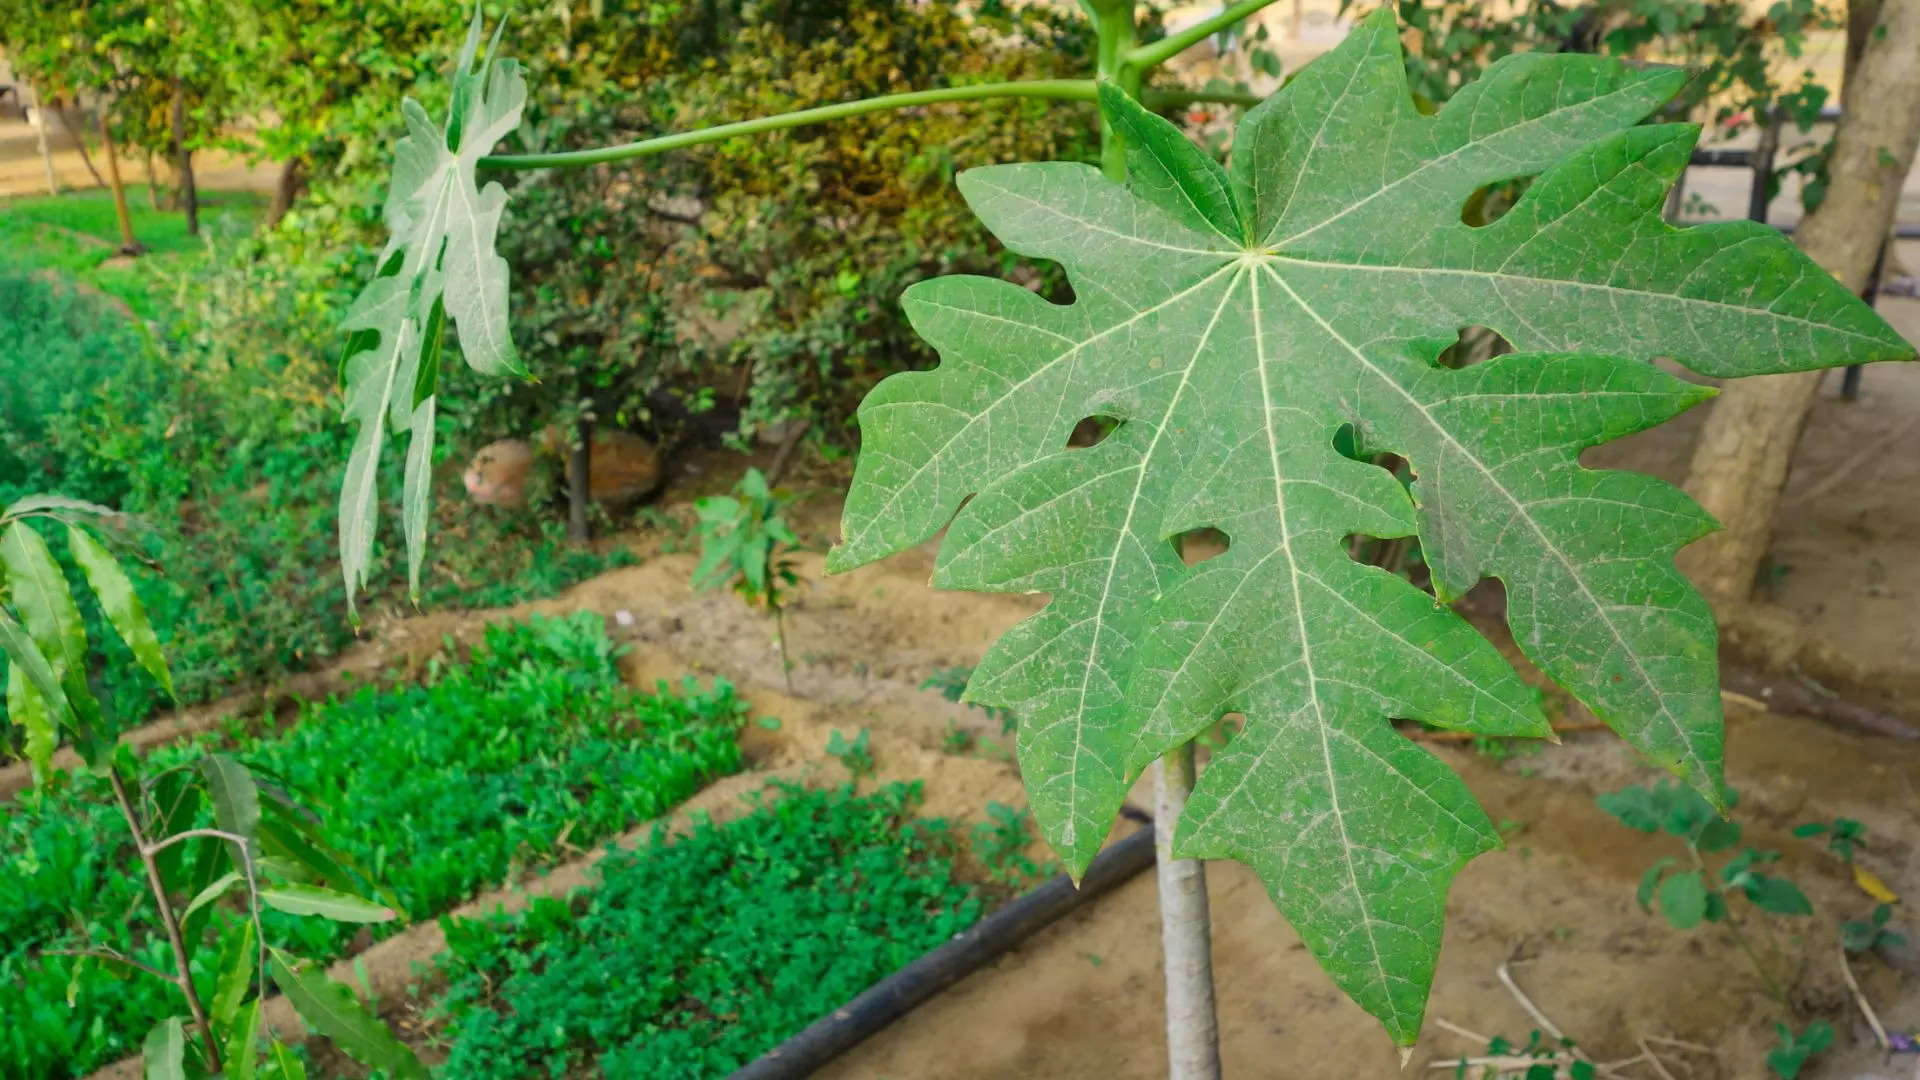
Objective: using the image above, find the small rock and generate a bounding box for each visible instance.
[613,609,636,628]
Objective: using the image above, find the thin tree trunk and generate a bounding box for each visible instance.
[1155,743,1222,1080]
[27,82,59,195]
[266,158,305,228]
[58,103,109,189]
[171,79,198,236]
[1677,1,1920,604]
[95,112,144,256]
[567,418,593,542]
[107,768,224,1072]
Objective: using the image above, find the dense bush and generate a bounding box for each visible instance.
[1,614,746,1078]
[435,781,981,1078]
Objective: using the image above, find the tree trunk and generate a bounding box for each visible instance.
[95,112,144,256]
[26,82,59,195]
[171,80,198,236]
[1155,743,1222,1080]
[567,418,593,542]
[266,158,305,228]
[1677,0,1920,605]
[58,103,109,189]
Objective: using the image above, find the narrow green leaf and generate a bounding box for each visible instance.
[260,883,398,923]
[1636,856,1675,912]
[141,1017,186,1080]
[67,524,174,697]
[1,521,102,732]
[150,772,204,892]
[269,951,427,1079]
[0,608,70,779]
[1658,871,1709,929]
[5,660,56,783]
[224,1000,261,1080]
[270,1039,308,1080]
[201,753,262,865]
[211,919,257,1028]
[181,871,243,923]
[178,836,226,949]
[3,494,119,518]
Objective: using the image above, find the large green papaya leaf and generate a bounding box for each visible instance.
[831,8,1908,1043]
[337,9,525,615]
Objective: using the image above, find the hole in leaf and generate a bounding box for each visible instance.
[1172,527,1229,567]
[1437,325,1514,369]
[1066,415,1123,449]
[1343,531,1430,591]
[1459,177,1534,227]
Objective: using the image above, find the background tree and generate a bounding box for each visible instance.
[1678,0,1920,604]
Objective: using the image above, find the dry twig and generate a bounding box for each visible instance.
[1838,944,1891,1051]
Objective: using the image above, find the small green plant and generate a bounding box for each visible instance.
[940,718,975,755]
[1599,781,1810,1004]
[1764,1019,1833,1080]
[1447,1030,1594,1080]
[694,468,802,689]
[920,665,1015,735]
[826,728,875,778]
[1840,903,1905,957]
[1793,817,1866,864]
[971,801,1055,887]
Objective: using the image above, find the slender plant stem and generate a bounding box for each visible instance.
[43,946,176,984]
[1154,742,1223,1080]
[1684,844,1787,1006]
[1147,88,1265,110]
[1127,0,1285,71]
[108,766,224,1072]
[479,80,1098,170]
[773,603,793,693]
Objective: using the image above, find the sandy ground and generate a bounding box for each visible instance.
[0,109,277,200]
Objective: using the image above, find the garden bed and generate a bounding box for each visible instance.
[4,614,748,1079]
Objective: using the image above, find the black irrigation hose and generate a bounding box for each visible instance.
[729,823,1159,1080]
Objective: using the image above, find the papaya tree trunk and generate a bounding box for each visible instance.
[27,82,59,195]
[567,417,593,542]
[1677,0,1920,604]
[171,79,198,236]
[1155,743,1222,1079]
[95,111,144,256]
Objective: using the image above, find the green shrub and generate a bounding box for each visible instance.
[435,781,982,1078]
[1,614,745,1079]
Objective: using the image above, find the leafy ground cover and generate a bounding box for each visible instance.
[0,186,267,319]
[1,614,747,1078]
[429,781,982,1079]
[0,266,637,738]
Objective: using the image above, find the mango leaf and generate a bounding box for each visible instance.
[0,520,103,731]
[830,8,1906,1044]
[269,950,428,1079]
[141,1016,186,1080]
[4,653,57,782]
[337,9,525,615]
[225,1000,262,1080]
[67,524,174,697]
[211,919,257,1028]
[3,494,119,519]
[259,883,398,923]
[201,753,262,866]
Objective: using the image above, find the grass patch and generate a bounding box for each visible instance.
[433,782,982,1078]
[1,614,746,1079]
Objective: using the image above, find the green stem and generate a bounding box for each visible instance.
[1147,88,1264,110]
[1090,1,1140,179]
[1685,844,1788,1007]
[479,80,1097,170]
[1127,0,1284,71]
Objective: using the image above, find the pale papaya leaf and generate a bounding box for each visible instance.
[67,523,174,697]
[337,8,525,615]
[269,950,427,1079]
[831,8,1906,1043]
